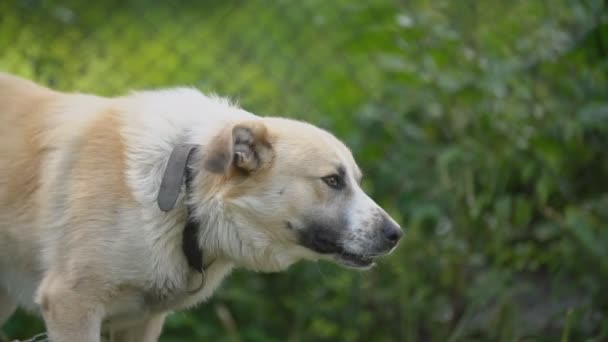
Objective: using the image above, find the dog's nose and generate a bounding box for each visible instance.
[381,216,403,245]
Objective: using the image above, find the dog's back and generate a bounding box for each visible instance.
[0,74,55,312]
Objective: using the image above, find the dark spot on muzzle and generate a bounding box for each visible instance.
[297,221,344,254]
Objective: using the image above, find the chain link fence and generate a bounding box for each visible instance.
[1,0,388,125]
[2,0,608,341]
[1,1,397,340]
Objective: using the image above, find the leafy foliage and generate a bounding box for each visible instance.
[1,0,607,341]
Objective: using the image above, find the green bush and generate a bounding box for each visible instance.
[1,0,606,341]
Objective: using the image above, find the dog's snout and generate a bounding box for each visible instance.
[381,216,402,245]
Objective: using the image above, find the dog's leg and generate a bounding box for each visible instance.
[36,272,105,342]
[0,286,16,327]
[109,313,167,342]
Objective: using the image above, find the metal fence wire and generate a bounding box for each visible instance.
[1,0,607,341]
[1,0,386,124]
[12,332,48,342]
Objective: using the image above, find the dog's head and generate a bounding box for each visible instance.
[168,118,402,272]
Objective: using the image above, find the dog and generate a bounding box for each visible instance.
[0,73,402,342]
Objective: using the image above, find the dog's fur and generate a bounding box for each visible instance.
[0,73,402,342]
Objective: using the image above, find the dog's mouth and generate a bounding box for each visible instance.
[334,252,376,269]
[300,235,378,269]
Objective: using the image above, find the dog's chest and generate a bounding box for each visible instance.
[106,259,234,322]
[152,260,234,311]
[103,284,204,326]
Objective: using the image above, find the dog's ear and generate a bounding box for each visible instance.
[203,121,273,175]
[158,144,199,212]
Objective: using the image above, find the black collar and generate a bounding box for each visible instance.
[182,215,204,273]
[182,157,204,274]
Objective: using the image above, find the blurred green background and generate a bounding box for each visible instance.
[1,0,607,341]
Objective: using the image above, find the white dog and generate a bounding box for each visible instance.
[0,73,402,342]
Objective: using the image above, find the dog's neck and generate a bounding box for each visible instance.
[181,166,241,277]
[178,146,241,265]
[173,179,236,304]
[182,159,205,274]
[189,197,239,265]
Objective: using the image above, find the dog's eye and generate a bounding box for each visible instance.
[322,175,344,190]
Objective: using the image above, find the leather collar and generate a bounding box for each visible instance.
[157,144,204,274]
